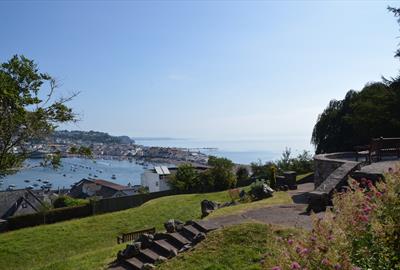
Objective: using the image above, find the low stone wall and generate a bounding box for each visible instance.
[309,152,361,213]
[314,152,357,188]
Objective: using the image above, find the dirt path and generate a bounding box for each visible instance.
[200,183,322,231]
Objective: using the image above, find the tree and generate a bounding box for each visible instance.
[236,166,249,186]
[78,146,92,158]
[311,82,400,153]
[250,159,273,180]
[206,156,237,191]
[169,163,199,192]
[0,55,77,174]
[311,7,400,153]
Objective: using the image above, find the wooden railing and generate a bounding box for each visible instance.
[117,227,156,244]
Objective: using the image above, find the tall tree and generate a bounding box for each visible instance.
[311,8,400,153]
[0,55,77,174]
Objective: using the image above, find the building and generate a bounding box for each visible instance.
[68,178,139,199]
[141,166,173,193]
[0,189,46,220]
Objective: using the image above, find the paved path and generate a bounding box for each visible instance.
[360,159,399,174]
[202,183,322,231]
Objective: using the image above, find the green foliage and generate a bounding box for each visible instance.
[312,82,400,153]
[250,179,270,200]
[311,8,400,154]
[276,148,314,174]
[270,169,400,270]
[69,146,78,154]
[78,146,92,157]
[169,163,200,192]
[52,195,88,209]
[206,156,237,191]
[250,160,273,180]
[170,157,237,193]
[40,151,62,169]
[0,55,76,174]
[236,166,249,185]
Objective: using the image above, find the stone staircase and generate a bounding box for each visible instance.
[109,220,218,270]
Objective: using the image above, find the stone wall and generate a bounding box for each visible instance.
[314,152,357,188]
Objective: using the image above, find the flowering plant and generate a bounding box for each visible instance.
[268,166,400,270]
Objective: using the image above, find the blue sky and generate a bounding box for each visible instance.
[1,1,399,143]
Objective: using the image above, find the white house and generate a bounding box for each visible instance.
[140,166,173,193]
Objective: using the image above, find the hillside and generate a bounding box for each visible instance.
[0,188,292,270]
[43,130,134,145]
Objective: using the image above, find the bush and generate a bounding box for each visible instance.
[53,195,88,209]
[169,157,236,193]
[168,163,200,192]
[275,148,313,174]
[268,167,400,270]
[250,179,272,200]
[236,166,250,186]
[250,160,274,180]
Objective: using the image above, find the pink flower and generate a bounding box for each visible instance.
[321,258,330,266]
[288,239,294,245]
[290,262,301,269]
[300,248,309,255]
[310,235,317,242]
[359,214,369,222]
[352,267,361,270]
[271,267,282,270]
[334,263,342,269]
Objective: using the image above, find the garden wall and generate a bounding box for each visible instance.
[314,152,356,188]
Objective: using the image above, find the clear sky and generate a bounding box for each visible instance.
[1,0,399,143]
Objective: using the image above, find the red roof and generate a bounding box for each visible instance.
[92,179,131,191]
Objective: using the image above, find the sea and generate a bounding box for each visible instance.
[0,137,313,191]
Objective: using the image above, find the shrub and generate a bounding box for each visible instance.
[251,160,274,180]
[236,166,250,186]
[275,148,314,174]
[53,195,88,209]
[168,163,199,192]
[250,179,272,200]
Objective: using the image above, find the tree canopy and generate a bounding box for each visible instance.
[311,82,400,153]
[0,55,76,174]
[311,7,400,153]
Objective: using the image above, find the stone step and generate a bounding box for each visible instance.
[138,248,160,263]
[167,232,191,248]
[153,239,178,257]
[124,257,144,270]
[191,220,219,232]
[182,225,200,239]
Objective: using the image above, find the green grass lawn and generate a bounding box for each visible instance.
[0,187,291,270]
[158,223,301,270]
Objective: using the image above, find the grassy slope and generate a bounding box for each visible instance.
[159,223,301,270]
[0,188,292,270]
